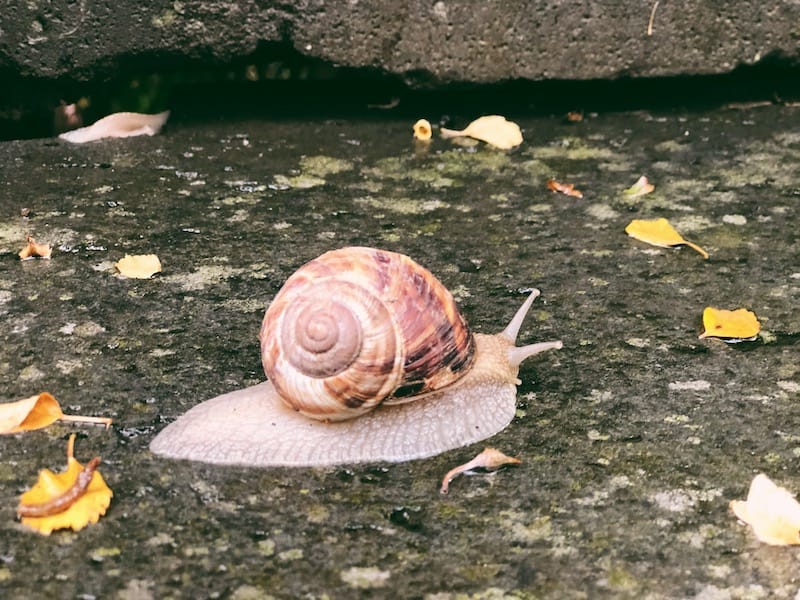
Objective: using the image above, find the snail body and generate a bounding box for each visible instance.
[149,247,561,467]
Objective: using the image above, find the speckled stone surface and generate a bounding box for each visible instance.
[2,1,800,85]
[0,107,799,598]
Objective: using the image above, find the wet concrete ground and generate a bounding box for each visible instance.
[0,105,799,598]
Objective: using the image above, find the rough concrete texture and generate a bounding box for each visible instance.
[2,1,798,85]
[0,105,799,597]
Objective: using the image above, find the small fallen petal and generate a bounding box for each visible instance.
[440,447,521,494]
[547,179,583,198]
[440,115,523,149]
[622,175,655,198]
[59,110,170,143]
[412,119,432,141]
[115,254,162,279]
[730,473,800,545]
[19,235,52,260]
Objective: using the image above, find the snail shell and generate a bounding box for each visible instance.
[149,247,562,467]
[259,247,475,421]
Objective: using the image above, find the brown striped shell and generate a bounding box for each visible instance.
[259,247,475,421]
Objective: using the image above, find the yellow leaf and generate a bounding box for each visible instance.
[622,175,655,198]
[0,393,112,434]
[440,115,523,149]
[115,254,162,279]
[730,473,800,545]
[625,218,708,259]
[18,434,113,535]
[412,118,432,141]
[699,307,760,341]
[440,447,521,494]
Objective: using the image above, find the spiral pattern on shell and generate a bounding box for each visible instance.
[259,247,476,421]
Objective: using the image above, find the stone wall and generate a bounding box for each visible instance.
[2,1,797,85]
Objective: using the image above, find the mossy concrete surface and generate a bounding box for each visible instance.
[0,107,799,598]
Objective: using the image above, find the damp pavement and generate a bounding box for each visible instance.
[0,106,799,599]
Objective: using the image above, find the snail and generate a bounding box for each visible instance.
[149,247,562,467]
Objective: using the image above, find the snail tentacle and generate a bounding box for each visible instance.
[500,289,562,367]
[508,340,564,368]
[500,289,540,342]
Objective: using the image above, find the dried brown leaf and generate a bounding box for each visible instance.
[19,235,52,260]
[440,448,521,494]
[547,179,583,198]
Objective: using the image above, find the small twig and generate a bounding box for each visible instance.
[18,457,101,518]
[367,98,400,110]
[647,1,660,36]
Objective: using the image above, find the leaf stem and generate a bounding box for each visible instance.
[683,241,709,259]
[59,414,113,429]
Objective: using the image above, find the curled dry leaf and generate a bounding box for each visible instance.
[625,218,709,259]
[18,434,113,535]
[699,307,760,342]
[622,176,655,199]
[0,392,112,434]
[440,447,521,494]
[412,119,432,141]
[730,473,800,545]
[18,235,52,260]
[59,110,170,143]
[440,115,523,150]
[547,179,583,198]
[115,254,162,279]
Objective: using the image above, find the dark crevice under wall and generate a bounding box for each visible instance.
[2,48,800,141]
